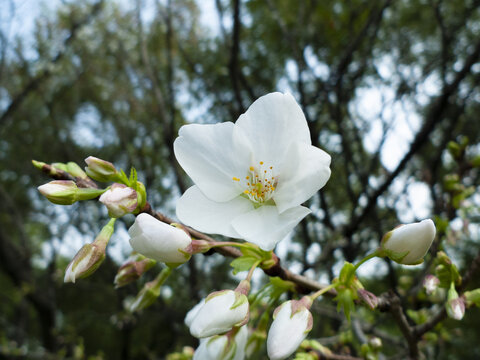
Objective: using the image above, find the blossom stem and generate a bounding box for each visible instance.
[353,248,382,272]
[207,241,255,250]
[151,266,172,293]
[246,260,261,282]
[309,283,338,301]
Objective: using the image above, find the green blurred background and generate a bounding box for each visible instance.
[1,0,480,359]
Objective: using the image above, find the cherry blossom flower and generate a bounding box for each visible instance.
[174,92,331,250]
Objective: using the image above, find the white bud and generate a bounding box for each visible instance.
[423,275,440,295]
[447,297,465,320]
[193,326,248,360]
[99,183,138,218]
[38,180,78,205]
[267,300,313,360]
[381,219,436,265]
[189,290,249,338]
[128,213,192,265]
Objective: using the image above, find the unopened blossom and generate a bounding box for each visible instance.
[100,183,138,218]
[193,326,248,360]
[267,298,313,360]
[85,156,118,182]
[64,219,115,283]
[38,180,78,205]
[114,253,156,288]
[423,275,440,295]
[446,285,465,320]
[128,213,192,265]
[381,219,436,265]
[189,289,249,338]
[174,92,331,250]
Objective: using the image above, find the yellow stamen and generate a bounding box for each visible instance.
[232,177,240,181]
[260,161,264,165]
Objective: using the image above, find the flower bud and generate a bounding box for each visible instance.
[66,162,88,179]
[128,213,192,266]
[114,253,156,288]
[357,289,379,310]
[446,285,465,320]
[423,275,440,295]
[381,219,436,265]
[267,298,313,360]
[85,156,119,182]
[189,289,249,338]
[64,219,115,283]
[193,326,248,360]
[38,180,78,205]
[369,337,382,350]
[99,183,138,218]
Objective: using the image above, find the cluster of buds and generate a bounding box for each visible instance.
[36,152,453,360]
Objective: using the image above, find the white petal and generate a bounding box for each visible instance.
[176,186,254,238]
[174,122,252,202]
[185,298,206,328]
[233,326,248,360]
[267,301,311,360]
[235,93,311,168]
[231,205,311,251]
[193,336,228,360]
[274,141,331,213]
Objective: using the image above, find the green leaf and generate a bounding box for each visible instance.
[230,256,258,275]
[339,262,356,285]
[334,287,356,322]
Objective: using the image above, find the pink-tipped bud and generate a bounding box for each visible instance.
[64,219,115,283]
[85,156,118,182]
[358,289,379,310]
[423,275,440,295]
[38,180,78,205]
[114,253,156,288]
[99,183,138,218]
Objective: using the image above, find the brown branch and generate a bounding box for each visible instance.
[228,0,245,114]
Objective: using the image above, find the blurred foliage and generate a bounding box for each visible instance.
[1,0,480,359]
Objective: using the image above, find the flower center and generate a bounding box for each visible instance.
[232,161,277,204]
